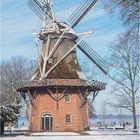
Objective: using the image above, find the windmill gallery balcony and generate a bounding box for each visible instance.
[15,79,106,92]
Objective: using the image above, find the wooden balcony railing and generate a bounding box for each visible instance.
[14,79,106,91]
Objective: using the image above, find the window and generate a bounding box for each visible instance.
[42,113,52,130]
[65,94,71,103]
[66,114,72,123]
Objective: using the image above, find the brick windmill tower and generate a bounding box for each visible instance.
[16,0,110,131]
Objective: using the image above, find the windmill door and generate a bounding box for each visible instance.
[42,113,52,130]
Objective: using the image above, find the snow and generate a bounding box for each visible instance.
[5,126,28,132]
[88,127,139,135]
[1,129,139,140]
[1,134,140,140]
[31,132,80,136]
[86,130,139,135]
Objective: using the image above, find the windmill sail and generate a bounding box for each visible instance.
[27,0,44,20]
[78,41,111,75]
[27,0,53,20]
[68,0,98,28]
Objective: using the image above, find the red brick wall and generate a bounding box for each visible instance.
[29,88,89,131]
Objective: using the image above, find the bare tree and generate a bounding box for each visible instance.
[101,101,108,128]
[103,0,139,31]
[0,56,35,134]
[108,31,139,129]
[80,60,100,118]
[87,99,96,118]
[102,0,139,129]
[0,56,35,105]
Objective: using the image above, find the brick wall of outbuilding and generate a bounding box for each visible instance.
[29,88,89,132]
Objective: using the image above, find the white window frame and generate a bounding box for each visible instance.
[66,114,72,124]
[65,94,71,103]
[41,113,53,130]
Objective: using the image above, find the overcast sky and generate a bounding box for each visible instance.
[1,0,131,115]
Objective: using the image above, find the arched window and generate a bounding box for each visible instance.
[42,113,52,130]
[65,94,71,103]
[66,114,72,123]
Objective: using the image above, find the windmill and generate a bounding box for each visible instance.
[15,0,111,131]
[28,0,110,79]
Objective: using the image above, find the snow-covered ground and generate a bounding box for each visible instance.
[1,134,139,140]
[31,132,80,136]
[1,130,140,140]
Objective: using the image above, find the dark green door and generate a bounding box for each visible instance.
[42,114,52,130]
